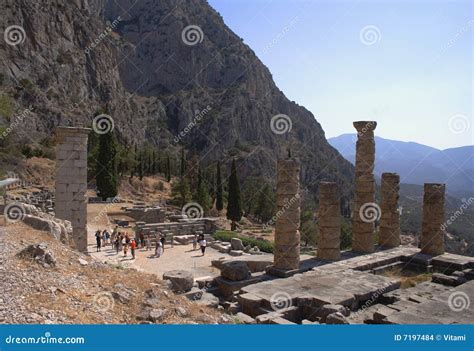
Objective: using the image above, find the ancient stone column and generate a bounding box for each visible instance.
[379,172,400,248]
[420,183,445,255]
[317,182,341,260]
[352,121,377,253]
[272,158,301,272]
[55,127,90,253]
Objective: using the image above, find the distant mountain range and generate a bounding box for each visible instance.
[328,134,473,196]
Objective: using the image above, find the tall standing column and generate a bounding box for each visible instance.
[55,127,90,253]
[352,121,377,253]
[420,183,445,255]
[379,172,400,248]
[272,158,301,272]
[318,182,341,260]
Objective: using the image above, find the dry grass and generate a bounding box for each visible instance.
[382,268,432,289]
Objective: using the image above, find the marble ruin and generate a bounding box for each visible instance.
[420,183,446,255]
[379,172,400,248]
[268,158,301,275]
[352,121,377,253]
[55,127,90,253]
[317,182,341,260]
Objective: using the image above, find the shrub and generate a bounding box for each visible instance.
[213,230,274,253]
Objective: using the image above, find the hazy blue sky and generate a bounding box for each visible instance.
[208,0,473,149]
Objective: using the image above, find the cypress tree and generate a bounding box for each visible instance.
[180,149,186,180]
[226,159,242,230]
[96,130,119,200]
[166,156,171,182]
[216,161,223,212]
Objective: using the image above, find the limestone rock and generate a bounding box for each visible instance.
[17,243,56,267]
[162,270,194,292]
[326,312,349,324]
[221,261,251,281]
[231,238,245,251]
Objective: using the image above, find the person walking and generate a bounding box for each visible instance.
[160,236,166,254]
[123,235,128,257]
[117,233,123,254]
[199,234,207,256]
[95,230,102,252]
[192,234,198,251]
[156,240,163,258]
[146,235,151,251]
[130,239,137,260]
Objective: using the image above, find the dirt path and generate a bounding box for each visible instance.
[86,203,225,279]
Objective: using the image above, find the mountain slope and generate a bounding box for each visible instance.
[328,134,473,195]
[0,0,354,199]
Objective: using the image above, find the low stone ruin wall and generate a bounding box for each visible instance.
[136,218,218,237]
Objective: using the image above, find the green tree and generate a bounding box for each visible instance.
[255,183,275,223]
[171,178,191,207]
[166,155,171,182]
[226,159,243,230]
[215,161,224,212]
[179,149,186,180]
[96,131,119,200]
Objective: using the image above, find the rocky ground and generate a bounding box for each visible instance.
[0,222,231,324]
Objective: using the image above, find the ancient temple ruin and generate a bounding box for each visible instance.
[317,182,341,260]
[352,121,377,253]
[379,172,400,248]
[55,127,90,252]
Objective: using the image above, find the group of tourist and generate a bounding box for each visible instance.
[94,227,208,258]
[94,226,168,260]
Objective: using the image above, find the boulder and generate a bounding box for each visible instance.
[326,312,349,324]
[316,304,350,321]
[163,270,194,292]
[221,261,251,281]
[17,243,56,267]
[231,238,245,251]
[229,250,243,256]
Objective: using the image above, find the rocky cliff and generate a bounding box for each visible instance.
[0,0,354,197]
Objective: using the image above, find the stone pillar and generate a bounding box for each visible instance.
[272,158,301,272]
[420,183,445,255]
[55,127,90,253]
[379,172,400,248]
[317,182,341,260]
[352,121,377,253]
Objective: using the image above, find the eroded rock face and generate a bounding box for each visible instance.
[0,0,354,199]
[162,270,194,293]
